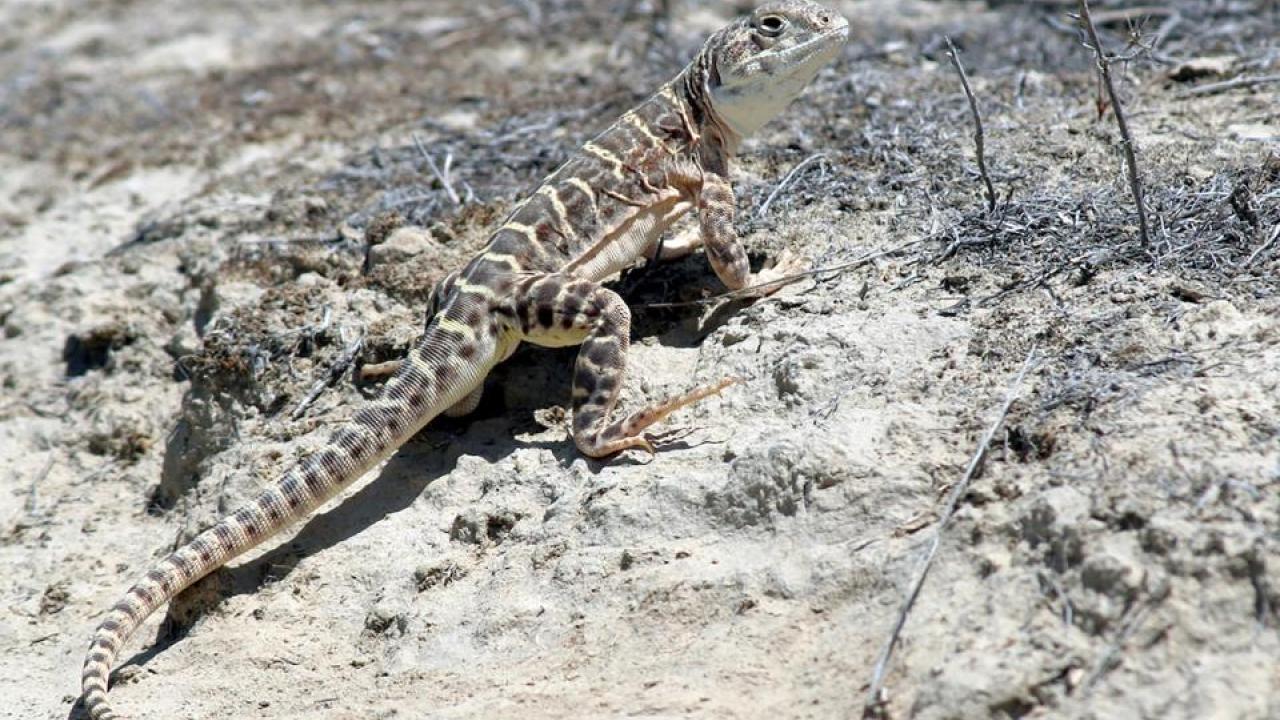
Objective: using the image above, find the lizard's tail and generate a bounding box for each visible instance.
[82,330,482,719]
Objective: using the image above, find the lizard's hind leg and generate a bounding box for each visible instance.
[517,274,733,458]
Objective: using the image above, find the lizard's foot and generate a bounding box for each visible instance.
[745,249,808,297]
[520,270,737,459]
[578,377,738,457]
[358,359,401,383]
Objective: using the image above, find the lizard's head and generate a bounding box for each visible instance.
[703,1,848,139]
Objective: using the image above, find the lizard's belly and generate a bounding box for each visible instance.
[565,194,691,283]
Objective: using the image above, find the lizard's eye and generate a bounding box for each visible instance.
[756,14,787,38]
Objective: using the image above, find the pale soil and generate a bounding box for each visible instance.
[1,1,1277,719]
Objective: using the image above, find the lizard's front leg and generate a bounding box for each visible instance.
[699,172,805,293]
[516,274,732,457]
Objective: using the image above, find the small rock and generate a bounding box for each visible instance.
[364,605,407,637]
[1167,55,1237,82]
[449,509,522,545]
[368,226,437,268]
[1020,486,1089,547]
[165,324,201,360]
[62,322,136,377]
[39,582,70,615]
[414,562,465,592]
[1080,535,1144,600]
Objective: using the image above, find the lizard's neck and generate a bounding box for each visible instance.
[676,48,742,160]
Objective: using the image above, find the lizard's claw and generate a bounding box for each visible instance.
[646,427,698,447]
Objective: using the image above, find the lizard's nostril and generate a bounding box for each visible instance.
[818,13,830,25]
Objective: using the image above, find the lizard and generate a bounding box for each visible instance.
[80,2,848,717]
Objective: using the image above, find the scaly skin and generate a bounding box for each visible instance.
[81,3,848,717]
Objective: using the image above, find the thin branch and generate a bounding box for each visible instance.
[944,37,997,213]
[1240,224,1280,270]
[238,235,344,246]
[1082,598,1157,694]
[755,153,828,218]
[292,331,366,420]
[412,133,462,206]
[863,346,1039,717]
[1077,0,1151,247]
[1175,74,1280,98]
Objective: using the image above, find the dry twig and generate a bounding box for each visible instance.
[1175,74,1280,98]
[1241,224,1280,270]
[863,346,1039,717]
[1082,597,1158,694]
[944,37,997,213]
[756,153,828,218]
[291,331,366,420]
[1077,0,1151,247]
[412,133,462,206]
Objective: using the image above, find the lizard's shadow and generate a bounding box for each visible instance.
[621,252,765,345]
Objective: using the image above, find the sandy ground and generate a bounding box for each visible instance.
[2,1,1278,718]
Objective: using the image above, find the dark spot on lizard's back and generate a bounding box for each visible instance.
[236,512,261,539]
[536,305,555,330]
[559,294,582,320]
[172,551,198,577]
[534,281,559,307]
[490,274,516,296]
[533,220,566,251]
[488,227,538,260]
[557,182,591,219]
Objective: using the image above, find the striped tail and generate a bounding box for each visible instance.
[81,322,490,719]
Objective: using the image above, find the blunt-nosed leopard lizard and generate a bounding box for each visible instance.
[82,3,848,716]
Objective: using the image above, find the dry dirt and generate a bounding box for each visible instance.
[2,1,1278,719]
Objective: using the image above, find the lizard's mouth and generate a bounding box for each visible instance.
[777,27,848,70]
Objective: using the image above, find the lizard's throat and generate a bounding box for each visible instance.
[710,81,806,138]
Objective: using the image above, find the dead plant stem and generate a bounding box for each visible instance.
[1077,0,1151,247]
[944,37,997,213]
[756,153,828,218]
